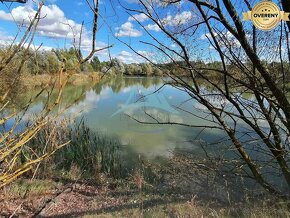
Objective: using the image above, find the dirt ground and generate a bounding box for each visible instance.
[0,178,226,218]
[1,169,289,218]
[0,180,133,217]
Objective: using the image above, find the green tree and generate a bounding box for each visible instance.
[47,52,60,74]
[141,63,153,76]
[81,62,94,72]
[90,56,101,71]
[153,67,163,76]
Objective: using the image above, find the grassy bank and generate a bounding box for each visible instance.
[1,176,289,217]
[20,72,101,89]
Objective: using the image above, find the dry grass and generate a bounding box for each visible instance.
[70,72,101,85]
[83,200,290,218]
[1,176,290,217]
[2,179,59,198]
[20,72,101,89]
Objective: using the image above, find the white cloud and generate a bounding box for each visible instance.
[64,87,110,116]
[0,31,14,45]
[25,44,55,51]
[124,13,149,36]
[76,37,108,54]
[0,3,109,56]
[0,4,82,39]
[146,11,193,32]
[125,0,170,7]
[200,31,241,48]
[128,13,148,22]
[146,23,161,32]
[114,50,149,63]
[0,29,53,51]
[137,50,152,58]
[120,50,133,57]
[0,40,54,52]
[169,11,193,26]
[115,22,142,37]
[115,50,137,63]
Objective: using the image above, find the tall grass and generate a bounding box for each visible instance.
[55,120,122,178]
[26,119,122,180]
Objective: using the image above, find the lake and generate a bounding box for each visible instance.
[3,75,288,190]
[12,76,226,160]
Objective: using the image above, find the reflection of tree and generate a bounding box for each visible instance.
[8,84,89,112]
[7,77,165,110]
[92,83,103,95]
[125,78,142,87]
[110,76,126,93]
[11,77,169,113]
[96,76,163,94]
[141,77,153,88]
[153,77,162,85]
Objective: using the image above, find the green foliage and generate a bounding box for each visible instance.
[0,46,92,75]
[81,62,94,72]
[24,51,61,75]
[153,67,163,76]
[8,45,288,79]
[141,63,153,76]
[90,56,101,71]
[47,53,61,74]
[125,64,137,75]
[0,46,165,76]
[57,121,121,177]
[28,120,122,178]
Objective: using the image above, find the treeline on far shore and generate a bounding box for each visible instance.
[1,46,289,81]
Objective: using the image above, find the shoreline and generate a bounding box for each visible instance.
[20,72,102,89]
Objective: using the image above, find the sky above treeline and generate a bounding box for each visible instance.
[0,0,281,63]
[0,0,201,63]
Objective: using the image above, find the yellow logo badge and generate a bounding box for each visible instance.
[243,1,290,31]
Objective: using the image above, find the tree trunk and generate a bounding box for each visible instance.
[282,0,290,32]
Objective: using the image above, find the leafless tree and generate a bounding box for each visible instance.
[121,0,290,197]
[0,0,107,187]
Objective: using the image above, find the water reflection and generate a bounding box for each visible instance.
[3,76,287,190]
[5,76,225,159]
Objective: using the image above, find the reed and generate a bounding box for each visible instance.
[27,119,122,179]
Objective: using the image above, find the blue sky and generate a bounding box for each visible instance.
[0,0,285,63]
[0,0,201,63]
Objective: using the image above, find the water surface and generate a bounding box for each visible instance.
[20,76,225,159]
